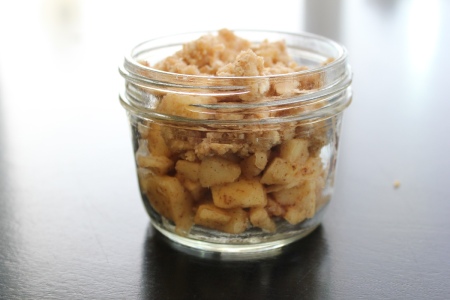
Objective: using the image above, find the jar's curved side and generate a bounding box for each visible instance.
[126,106,345,251]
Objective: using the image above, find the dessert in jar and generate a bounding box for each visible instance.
[119,29,352,253]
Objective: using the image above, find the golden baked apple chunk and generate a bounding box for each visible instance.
[145,175,193,234]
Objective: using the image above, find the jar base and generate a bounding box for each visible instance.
[151,218,321,255]
[142,188,329,256]
[144,196,328,256]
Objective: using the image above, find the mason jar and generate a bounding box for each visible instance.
[119,29,352,254]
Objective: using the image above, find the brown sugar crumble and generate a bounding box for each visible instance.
[151,29,305,77]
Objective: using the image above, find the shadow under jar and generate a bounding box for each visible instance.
[119,30,352,254]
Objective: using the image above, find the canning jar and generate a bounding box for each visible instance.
[119,30,352,254]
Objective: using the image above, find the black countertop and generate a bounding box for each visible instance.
[1,1,450,299]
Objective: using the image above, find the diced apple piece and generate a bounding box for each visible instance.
[249,207,276,232]
[284,205,307,225]
[194,205,249,234]
[199,157,241,187]
[194,203,232,228]
[146,123,171,157]
[302,180,316,218]
[240,151,268,178]
[145,175,193,234]
[157,93,216,119]
[279,138,309,166]
[182,179,207,201]
[136,154,174,175]
[271,185,302,206]
[221,208,249,234]
[283,180,316,224]
[175,160,200,181]
[260,157,296,185]
[212,179,267,209]
[298,156,322,180]
[265,195,286,217]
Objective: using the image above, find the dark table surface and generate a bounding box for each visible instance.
[1,1,450,299]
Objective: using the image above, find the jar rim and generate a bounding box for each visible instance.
[122,29,348,83]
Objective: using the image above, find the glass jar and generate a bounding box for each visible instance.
[119,30,352,254]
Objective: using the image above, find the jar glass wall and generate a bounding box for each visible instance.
[119,30,352,253]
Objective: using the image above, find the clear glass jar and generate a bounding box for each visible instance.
[119,30,352,254]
